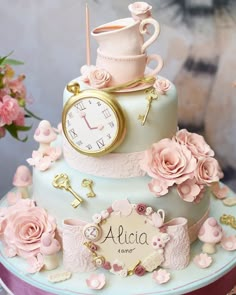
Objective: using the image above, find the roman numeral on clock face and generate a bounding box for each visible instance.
[86,144,92,150]
[102,108,111,119]
[109,121,114,128]
[67,120,71,127]
[96,138,105,149]
[76,140,83,146]
[75,101,86,111]
[69,129,78,139]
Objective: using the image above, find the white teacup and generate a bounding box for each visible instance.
[96,49,163,86]
[92,17,160,56]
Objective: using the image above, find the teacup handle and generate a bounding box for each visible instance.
[146,54,163,76]
[140,18,160,54]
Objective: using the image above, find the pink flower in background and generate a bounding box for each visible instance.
[128,2,152,20]
[3,201,57,258]
[195,157,223,185]
[0,55,39,141]
[8,74,26,98]
[154,79,171,95]
[175,129,214,158]
[141,138,196,188]
[177,179,201,202]
[13,107,25,126]
[0,95,20,126]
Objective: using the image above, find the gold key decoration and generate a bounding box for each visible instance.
[52,173,83,208]
[81,179,96,198]
[138,88,158,126]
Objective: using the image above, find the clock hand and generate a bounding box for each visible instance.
[80,112,98,130]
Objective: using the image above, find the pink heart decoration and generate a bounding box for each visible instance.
[113,264,123,272]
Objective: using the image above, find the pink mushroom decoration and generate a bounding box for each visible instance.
[198,217,223,254]
[12,165,32,199]
[40,232,61,270]
[34,120,57,154]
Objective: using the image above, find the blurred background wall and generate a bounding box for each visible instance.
[0,0,236,196]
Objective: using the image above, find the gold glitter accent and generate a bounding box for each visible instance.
[220,214,236,229]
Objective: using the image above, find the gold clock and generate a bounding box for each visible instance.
[62,82,126,157]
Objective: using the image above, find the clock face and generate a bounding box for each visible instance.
[62,90,126,156]
[83,224,101,241]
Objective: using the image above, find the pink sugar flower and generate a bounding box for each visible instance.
[154,79,171,95]
[128,2,152,21]
[86,273,106,290]
[193,253,212,268]
[27,150,52,171]
[220,235,236,251]
[136,203,147,215]
[88,67,111,89]
[2,201,57,258]
[195,157,223,186]
[27,253,44,273]
[0,95,20,127]
[177,179,201,202]
[134,264,146,276]
[175,129,214,158]
[141,138,197,189]
[152,269,171,284]
[148,178,169,196]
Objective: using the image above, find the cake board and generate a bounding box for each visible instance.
[0,188,236,295]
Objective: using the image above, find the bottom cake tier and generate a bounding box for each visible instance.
[0,190,236,295]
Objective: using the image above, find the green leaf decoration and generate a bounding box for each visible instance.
[5,123,29,142]
[2,58,24,66]
[24,107,42,120]
[0,51,14,66]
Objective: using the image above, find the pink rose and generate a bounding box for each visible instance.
[195,157,223,185]
[128,2,152,21]
[177,179,201,202]
[3,201,56,258]
[148,178,169,196]
[88,67,111,89]
[136,203,147,215]
[0,95,20,127]
[134,264,146,276]
[154,79,171,95]
[175,129,214,158]
[141,138,197,187]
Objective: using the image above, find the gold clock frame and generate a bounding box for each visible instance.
[62,84,126,157]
